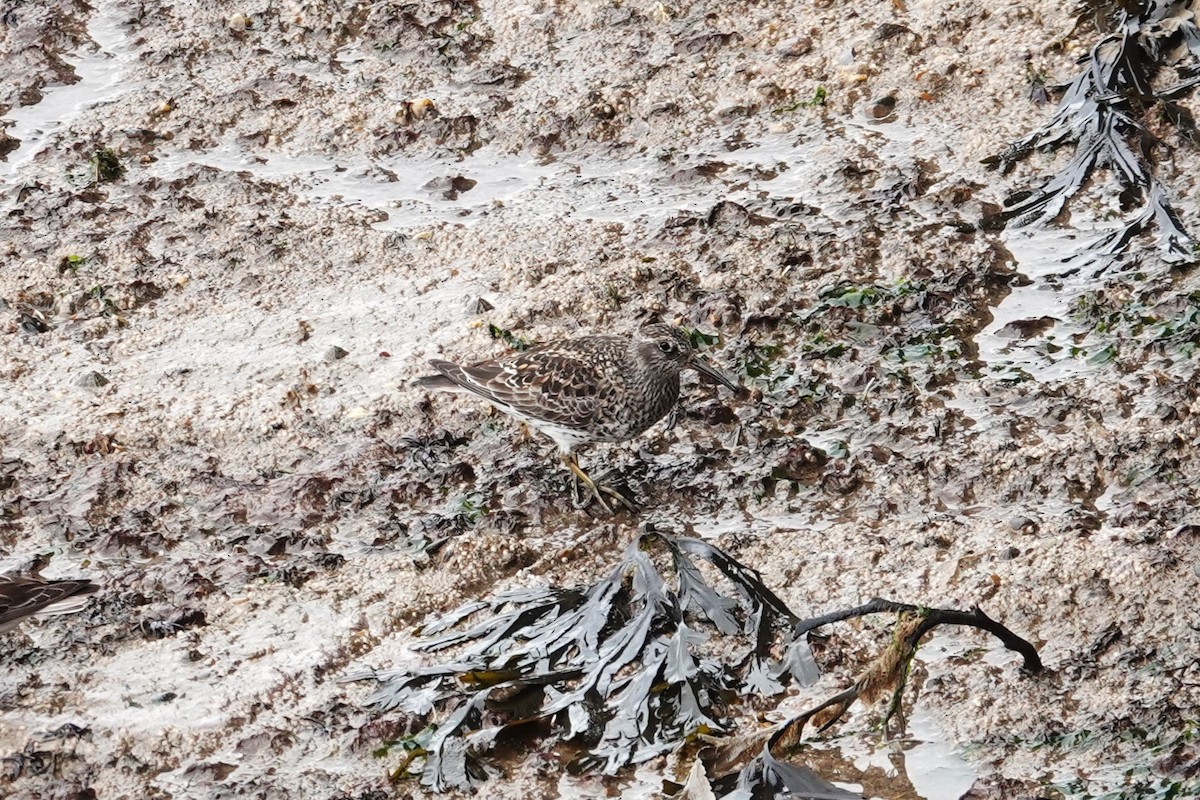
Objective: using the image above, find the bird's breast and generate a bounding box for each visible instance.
[592,370,680,442]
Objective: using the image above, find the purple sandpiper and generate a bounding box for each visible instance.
[417,324,741,512]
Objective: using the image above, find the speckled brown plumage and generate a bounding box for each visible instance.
[0,576,98,633]
[417,324,740,512]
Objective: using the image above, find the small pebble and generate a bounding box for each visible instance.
[869,95,897,119]
[777,37,813,58]
[409,98,435,119]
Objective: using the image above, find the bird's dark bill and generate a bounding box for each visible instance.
[690,356,742,394]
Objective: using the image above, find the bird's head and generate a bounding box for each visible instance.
[636,324,740,393]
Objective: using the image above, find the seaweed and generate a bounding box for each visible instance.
[89,148,125,183]
[700,748,863,800]
[986,1,1200,264]
[344,530,817,791]
[487,323,533,351]
[347,559,1042,797]
[709,598,1041,797]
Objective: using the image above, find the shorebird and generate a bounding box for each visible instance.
[416,324,741,512]
[0,575,98,633]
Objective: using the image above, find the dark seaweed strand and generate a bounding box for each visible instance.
[987,2,1200,263]
[350,531,815,790]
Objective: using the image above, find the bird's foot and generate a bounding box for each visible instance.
[565,459,636,514]
[570,475,635,514]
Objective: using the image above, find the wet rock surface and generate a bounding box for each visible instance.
[2,1,1199,798]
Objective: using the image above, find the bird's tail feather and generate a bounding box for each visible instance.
[414,374,460,390]
[415,359,471,391]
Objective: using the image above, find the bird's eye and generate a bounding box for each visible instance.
[658,341,674,353]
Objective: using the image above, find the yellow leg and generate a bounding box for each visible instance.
[561,453,635,514]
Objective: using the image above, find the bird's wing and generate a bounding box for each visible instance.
[456,348,605,428]
[0,577,97,628]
